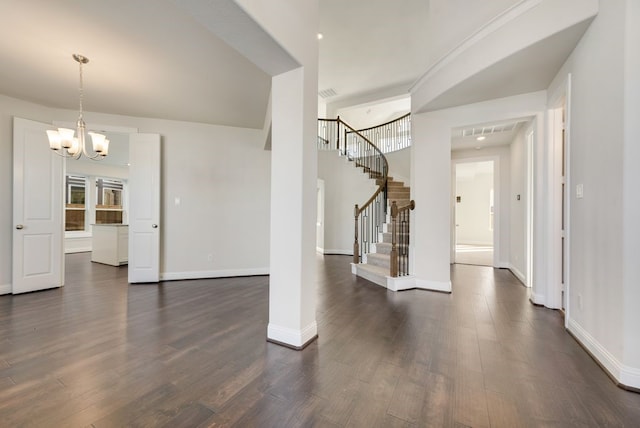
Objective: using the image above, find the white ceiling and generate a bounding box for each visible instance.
[318,0,429,104]
[0,1,589,134]
[0,0,271,129]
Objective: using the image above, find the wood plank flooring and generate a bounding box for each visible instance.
[1,253,639,427]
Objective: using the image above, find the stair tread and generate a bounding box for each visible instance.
[367,252,390,261]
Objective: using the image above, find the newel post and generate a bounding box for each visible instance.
[353,204,360,264]
[390,201,398,277]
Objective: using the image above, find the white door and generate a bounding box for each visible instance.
[128,133,161,283]
[12,117,64,294]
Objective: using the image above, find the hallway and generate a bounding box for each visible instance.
[0,254,638,426]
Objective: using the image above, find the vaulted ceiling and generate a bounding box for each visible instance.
[0,0,271,129]
[0,1,592,131]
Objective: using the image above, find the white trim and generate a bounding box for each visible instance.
[322,249,353,256]
[353,264,386,288]
[387,275,416,291]
[316,246,323,253]
[563,74,573,326]
[65,232,92,254]
[160,267,269,281]
[0,283,11,295]
[457,240,493,246]
[65,247,91,254]
[568,318,640,390]
[529,291,545,305]
[267,321,318,348]
[410,0,542,91]
[415,278,452,293]
[507,264,526,285]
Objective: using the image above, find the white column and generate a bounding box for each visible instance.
[410,114,452,292]
[267,66,318,349]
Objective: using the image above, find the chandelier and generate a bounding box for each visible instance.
[46,54,109,160]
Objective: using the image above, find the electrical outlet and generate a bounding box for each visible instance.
[207,254,213,262]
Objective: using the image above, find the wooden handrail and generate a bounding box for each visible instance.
[345,113,412,154]
[342,120,388,263]
[354,112,411,133]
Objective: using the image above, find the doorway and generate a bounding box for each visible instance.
[454,161,495,266]
[12,118,161,294]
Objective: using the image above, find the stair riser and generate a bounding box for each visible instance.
[367,255,390,269]
[372,243,392,255]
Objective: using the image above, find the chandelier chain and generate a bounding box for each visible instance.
[78,58,84,120]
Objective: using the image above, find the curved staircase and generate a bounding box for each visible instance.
[318,116,415,289]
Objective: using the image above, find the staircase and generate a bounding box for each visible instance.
[318,115,414,289]
[352,177,412,288]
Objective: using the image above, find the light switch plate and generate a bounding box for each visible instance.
[576,184,584,199]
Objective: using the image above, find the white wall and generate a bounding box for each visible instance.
[622,0,640,382]
[386,147,411,185]
[317,151,378,254]
[0,93,271,293]
[411,92,546,293]
[455,162,493,246]
[548,0,639,388]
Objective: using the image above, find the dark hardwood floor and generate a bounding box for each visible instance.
[1,253,639,427]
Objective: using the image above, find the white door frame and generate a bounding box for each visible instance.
[545,74,572,318]
[316,179,325,253]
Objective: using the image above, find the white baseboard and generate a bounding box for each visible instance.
[65,247,91,254]
[507,264,526,285]
[0,283,11,295]
[322,249,352,256]
[568,318,640,390]
[415,278,452,293]
[530,291,545,305]
[65,234,92,254]
[458,240,493,246]
[160,267,269,281]
[387,276,416,291]
[267,321,318,349]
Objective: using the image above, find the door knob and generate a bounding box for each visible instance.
[152,224,158,228]
[16,224,24,230]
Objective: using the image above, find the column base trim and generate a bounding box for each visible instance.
[267,321,318,350]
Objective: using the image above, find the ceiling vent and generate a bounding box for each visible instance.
[318,88,338,99]
[461,121,524,137]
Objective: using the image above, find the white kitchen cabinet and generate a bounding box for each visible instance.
[91,224,128,266]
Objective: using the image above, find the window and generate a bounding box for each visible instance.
[96,178,124,224]
[65,175,87,231]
